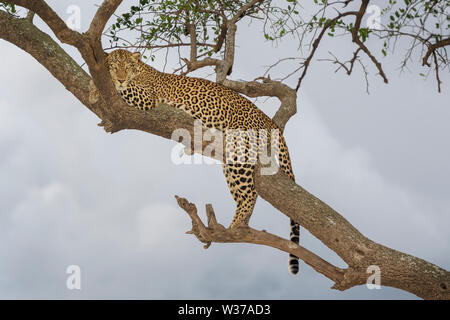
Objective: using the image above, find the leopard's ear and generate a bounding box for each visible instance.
[131,52,142,61]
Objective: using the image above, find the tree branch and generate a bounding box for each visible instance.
[350,0,388,84]
[87,0,123,40]
[230,0,264,23]
[422,38,450,67]
[317,49,371,93]
[0,10,90,106]
[295,10,358,91]
[213,24,228,53]
[432,51,442,93]
[176,0,296,129]
[181,57,222,74]
[295,0,389,91]
[254,163,450,298]
[222,77,297,131]
[25,9,34,22]
[175,196,347,286]
[8,0,83,46]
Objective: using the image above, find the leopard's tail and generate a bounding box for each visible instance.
[278,134,300,275]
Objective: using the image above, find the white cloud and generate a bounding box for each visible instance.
[135,203,187,248]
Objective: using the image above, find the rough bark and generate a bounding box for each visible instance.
[0,2,449,300]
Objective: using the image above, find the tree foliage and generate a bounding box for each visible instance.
[107,0,301,59]
[106,0,449,91]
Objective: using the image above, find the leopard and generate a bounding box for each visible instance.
[89,49,300,274]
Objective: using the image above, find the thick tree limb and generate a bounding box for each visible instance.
[184,12,197,63]
[216,21,236,81]
[87,0,123,40]
[0,10,90,106]
[1,8,449,300]
[230,0,264,24]
[254,164,449,298]
[25,9,34,22]
[213,24,228,53]
[8,0,83,46]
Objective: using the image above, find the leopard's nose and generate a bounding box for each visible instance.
[118,79,125,84]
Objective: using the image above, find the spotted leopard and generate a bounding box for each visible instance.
[89,49,300,274]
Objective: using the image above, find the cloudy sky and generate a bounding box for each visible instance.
[0,1,449,299]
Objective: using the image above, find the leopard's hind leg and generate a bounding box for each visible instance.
[222,129,259,228]
[222,163,258,228]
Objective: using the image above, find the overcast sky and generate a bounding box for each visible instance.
[0,1,449,299]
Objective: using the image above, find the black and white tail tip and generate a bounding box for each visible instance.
[288,219,300,275]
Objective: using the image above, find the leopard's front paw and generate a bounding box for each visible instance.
[229,220,249,230]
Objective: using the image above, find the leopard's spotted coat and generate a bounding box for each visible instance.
[90,50,300,274]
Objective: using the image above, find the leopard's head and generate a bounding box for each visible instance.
[106,49,142,91]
